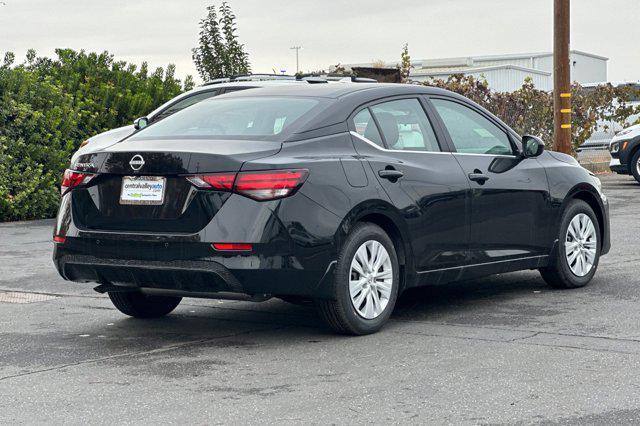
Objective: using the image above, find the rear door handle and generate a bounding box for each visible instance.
[468,171,489,184]
[378,169,404,181]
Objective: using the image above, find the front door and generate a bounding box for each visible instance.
[429,97,552,264]
[349,97,469,272]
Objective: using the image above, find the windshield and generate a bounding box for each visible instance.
[131,96,322,141]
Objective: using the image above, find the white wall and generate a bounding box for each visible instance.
[412,68,552,92]
[570,53,608,84]
[518,53,607,84]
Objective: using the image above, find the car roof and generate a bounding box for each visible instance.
[218,83,450,99]
[190,79,313,93]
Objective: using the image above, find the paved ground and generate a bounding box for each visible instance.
[1,173,639,425]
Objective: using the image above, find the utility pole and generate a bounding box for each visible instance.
[553,0,571,154]
[290,46,302,74]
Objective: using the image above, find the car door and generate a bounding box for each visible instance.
[349,97,470,273]
[428,96,552,264]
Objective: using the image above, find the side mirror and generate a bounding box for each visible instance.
[134,116,149,130]
[522,135,545,158]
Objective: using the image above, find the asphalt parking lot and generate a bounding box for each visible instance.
[1,173,639,424]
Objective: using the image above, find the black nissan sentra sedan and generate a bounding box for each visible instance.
[53,84,610,335]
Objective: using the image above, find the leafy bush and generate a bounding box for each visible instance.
[423,74,640,150]
[0,49,193,221]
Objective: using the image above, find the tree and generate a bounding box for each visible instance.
[192,2,251,81]
[399,43,412,82]
[219,2,250,76]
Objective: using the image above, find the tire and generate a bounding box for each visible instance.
[316,223,400,335]
[630,149,640,184]
[539,200,601,289]
[108,291,182,318]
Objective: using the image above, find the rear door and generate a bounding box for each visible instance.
[349,97,470,272]
[428,96,551,264]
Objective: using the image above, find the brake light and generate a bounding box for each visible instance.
[53,236,66,244]
[187,169,308,201]
[212,243,253,251]
[61,169,95,195]
[234,169,308,200]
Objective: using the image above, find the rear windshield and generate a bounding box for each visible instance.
[130,96,322,141]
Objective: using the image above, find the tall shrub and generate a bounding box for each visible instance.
[0,49,192,221]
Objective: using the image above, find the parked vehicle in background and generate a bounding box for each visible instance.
[70,75,331,163]
[54,84,610,335]
[578,82,640,164]
[609,124,640,183]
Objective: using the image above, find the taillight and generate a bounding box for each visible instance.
[234,169,308,200]
[187,169,308,201]
[186,173,235,190]
[61,169,95,195]
[53,236,66,244]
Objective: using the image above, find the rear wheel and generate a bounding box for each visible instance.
[108,291,181,318]
[630,149,640,184]
[540,200,600,289]
[316,223,399,335]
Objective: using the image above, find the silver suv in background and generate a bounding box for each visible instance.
[609,124,640,183]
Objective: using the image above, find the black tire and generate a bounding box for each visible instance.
[630,149,640,184]
[108,291,182,318]
[539,200,601,289]
[316,223,400,335]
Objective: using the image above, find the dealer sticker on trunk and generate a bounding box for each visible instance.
[120,176,166,205]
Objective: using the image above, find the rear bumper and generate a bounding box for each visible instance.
[53,186,344,299]
[54,242,337,299]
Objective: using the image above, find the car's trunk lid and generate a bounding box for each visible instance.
[70,138,281,233]
[88,138,282,174]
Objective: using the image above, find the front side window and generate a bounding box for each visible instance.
[132,97,322,141]
[370,99,440,152]
[431,99,514,156]
[353,108,384,147]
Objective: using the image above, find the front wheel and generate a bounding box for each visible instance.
[108,291,182,318]
[539,200,601,289]
[316,223,399,335]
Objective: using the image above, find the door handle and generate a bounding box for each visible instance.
[378,169,404,181]
[468,170,489,184]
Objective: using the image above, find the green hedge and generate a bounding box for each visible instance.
[0,49,193,221]
[1,50,638,222]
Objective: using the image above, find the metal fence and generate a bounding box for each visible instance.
[577,147,611,173]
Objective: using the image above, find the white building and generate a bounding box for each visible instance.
[341,50,608,92]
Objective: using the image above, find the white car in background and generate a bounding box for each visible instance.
[71,75,332,163]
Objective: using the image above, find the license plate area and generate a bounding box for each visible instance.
[120,176,166,205]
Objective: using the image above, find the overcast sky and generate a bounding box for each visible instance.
[1,0,638,84]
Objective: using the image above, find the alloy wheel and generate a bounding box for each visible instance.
[349,240,393,319]
[565,213,597,277]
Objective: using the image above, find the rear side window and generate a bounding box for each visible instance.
[154,90,219,121]
[353,109,384,147]
[370,99,440,152]
[431,99,514,155]
[132,97,321,141]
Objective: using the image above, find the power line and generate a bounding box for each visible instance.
[290,45,302,74]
